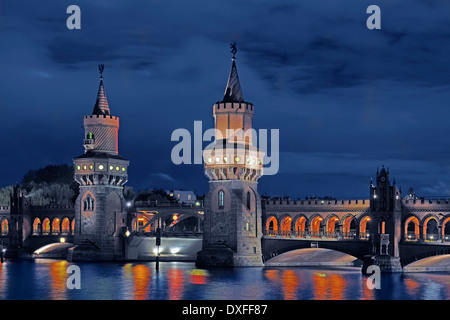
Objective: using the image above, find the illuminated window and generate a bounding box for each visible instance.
[234,156,240,163]
[218,190,224,209]
[223,156,228,163]
[83,165,87,170]
[76,165,81,171]
[109,165,114,171]
[89,164,93,170]
[98,164,104,170]
[115,166,120,171]
[122,167,126,172]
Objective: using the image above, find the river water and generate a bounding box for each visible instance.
[0,259,449,300]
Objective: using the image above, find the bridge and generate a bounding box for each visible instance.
[260,197,450,268]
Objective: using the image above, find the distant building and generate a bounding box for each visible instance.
[167,190,197,205]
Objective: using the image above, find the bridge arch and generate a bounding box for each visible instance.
[42,218,51,235]
[61,217,71,235]
[309,214,324,237]
[52,218,60,235]
[341,214,356,239]
[422,214,440,241]
[403,214,420,241]
[359,215,371,240]
[265,215,279,236]
[33,218,42,235]
[325,214,340,237]
[442,215,450,242]
[292,214,308,237]
[279,214,293,237]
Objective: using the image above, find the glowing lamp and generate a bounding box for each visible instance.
[173,215,178,221]
[125,230,130,237]
[60,237,66,243]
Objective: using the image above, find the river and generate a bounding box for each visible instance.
[0,259,448,300]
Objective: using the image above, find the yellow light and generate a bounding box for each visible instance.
[173,215,178,221]
[207,157,213,163]
[98,164,104,170]
[125,230,130,237]
[60,237,66,243]
[234,156,240,163]
[223,156,228,163]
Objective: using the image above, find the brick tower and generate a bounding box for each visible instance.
[196,44,264,267]
[363,166,403,272]
[68,65,129,261]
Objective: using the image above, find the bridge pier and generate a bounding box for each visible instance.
[362,255,402,273]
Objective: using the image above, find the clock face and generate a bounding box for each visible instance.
[380,176,386,182]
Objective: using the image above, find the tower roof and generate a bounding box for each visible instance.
[92,64,111,116]
[222,44,245,103]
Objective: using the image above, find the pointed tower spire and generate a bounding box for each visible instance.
[92,64,111,116]
[222,42,244,103]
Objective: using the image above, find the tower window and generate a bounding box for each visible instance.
[83,195,95,211]
[218,190,224,209]
[87,132,94,139]
[246,191,251,210]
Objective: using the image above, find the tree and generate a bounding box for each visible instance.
[0,185,13,206]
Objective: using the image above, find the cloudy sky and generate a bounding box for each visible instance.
[1,0,450,199]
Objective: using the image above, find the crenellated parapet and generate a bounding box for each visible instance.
[263,197,370,213]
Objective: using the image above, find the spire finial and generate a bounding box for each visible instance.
[98,64,104,79]
[230,42,237,61]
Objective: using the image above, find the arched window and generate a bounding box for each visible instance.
[246,191,251,210]
[84,195,94,211]
[218,190,224,210]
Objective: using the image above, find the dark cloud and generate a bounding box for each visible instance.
[0,0,450,199]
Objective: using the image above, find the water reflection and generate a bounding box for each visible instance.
[49,260,68,300]
[0,260,449,300]
[168,268,184,300]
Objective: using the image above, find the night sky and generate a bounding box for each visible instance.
[1,0,450,199]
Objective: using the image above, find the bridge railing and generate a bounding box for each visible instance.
[264,230,359,240]
[134,200,203,208]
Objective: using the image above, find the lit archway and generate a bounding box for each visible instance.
[33,218,42,235]
[359,216,371,240]
[326,216,339,238]
[52,218,60,235]
[294,216,307,237]
[404,216,420,241]
[310,215,323,237]
[423,216,439,241]
[61,218,70,235]
[443,216,450,242]
[342,216,356,239]
[42,218,51,235]
[1,219,8,236]
[280,216,292,237]
[266,216,278,236]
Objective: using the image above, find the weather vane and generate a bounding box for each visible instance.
[230,42,237,59]
[98,64,104,78]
